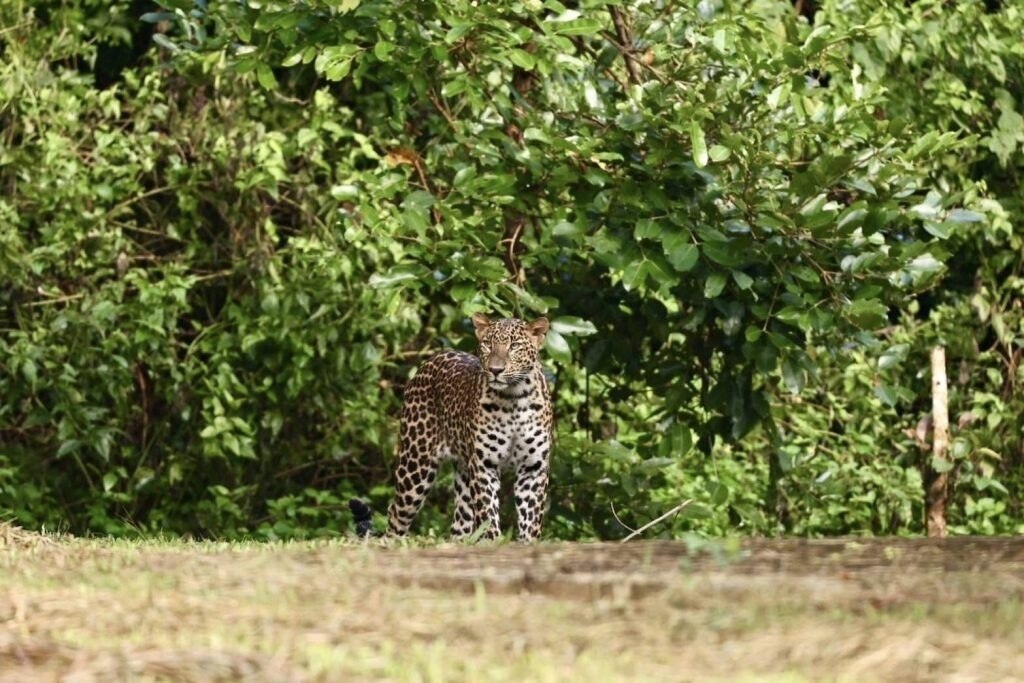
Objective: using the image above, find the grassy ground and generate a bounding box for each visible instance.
[2,523,1023,682]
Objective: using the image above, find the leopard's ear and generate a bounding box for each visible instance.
[527,317,549,347]
[471,313,492,340]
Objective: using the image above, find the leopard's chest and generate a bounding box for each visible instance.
[470,387,549,467]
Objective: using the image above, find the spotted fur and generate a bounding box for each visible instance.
[387,314,554,542]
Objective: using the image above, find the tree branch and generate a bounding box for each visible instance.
[609,6,642,85]
[620,499,692,543]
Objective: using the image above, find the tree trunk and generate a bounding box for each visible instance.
[926,346,950,538]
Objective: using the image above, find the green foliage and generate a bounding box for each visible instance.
[1,0,1021,538]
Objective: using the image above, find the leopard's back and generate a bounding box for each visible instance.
[400,350,486,461]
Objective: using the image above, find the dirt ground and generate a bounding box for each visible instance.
[1,524,1022,682]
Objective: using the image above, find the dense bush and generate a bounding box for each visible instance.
[753,0,1024,535]
[1,0,1021,538]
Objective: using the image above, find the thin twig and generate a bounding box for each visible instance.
[0,20,32,36]
[500,215,526,286]
[101,186,173,218]
[609,500,638,535]
[23,292,86,307]
[620,499,693,543]
[427,89,459,131]
[407,154,443,226]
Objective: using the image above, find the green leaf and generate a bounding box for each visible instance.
[904,253,945,286]
[678,503,713,520]
[634,218,660,240]
[152,33,179,52]
[140,12,174,23]
[551,18,604,36]
[781,356,805,394]
[402,190,435,210]
[639,457,675,472]
[844,299,888,329]
[55,439,79,459]
[282,49,305,67]
[706,481,729,505]
[256,63,277,89]
[451,282,477,302]
[501,283,548,313]
[507,49,535,70]
[767,82,790,110]
[315,45,359,81]
[369,267,421,288]
[659,423,694,458]
[873,384,899,407]
[946,208,984,224]
[774,307,803,325]
[551,317,597,336]
[663,233,699,272]
[552,221,584,238]
[442,76,468,98]
[691,121,708,168]
[261,291,279,313]
[930,456,954,474]
[702,242,744,267]
[802,24,831,55]
[790,266,819,284]
[878,344,909,371]
[592,440,637,462]
[704,272,727,298]
[329,184,359,200]
[445,24,473,44]
[621,261,648,291]
[708,144,731,162]
[452,166,477,187]
[523,128,550,143]
[92,300,118,322]
[21,359,37,385]
[374,41,396,61]
[544,329,571,364]
[732,270,754,290]
[837,204,869,232]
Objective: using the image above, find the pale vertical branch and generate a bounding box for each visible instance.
[927,346,950,538]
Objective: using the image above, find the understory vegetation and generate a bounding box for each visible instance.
[1,0,1021,539]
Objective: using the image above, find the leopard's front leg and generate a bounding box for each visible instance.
[514,442,550,542]
[467,456,501,541]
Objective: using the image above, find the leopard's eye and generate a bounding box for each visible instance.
[509,342,522,351]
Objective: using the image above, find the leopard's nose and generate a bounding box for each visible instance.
[489,366,503,378]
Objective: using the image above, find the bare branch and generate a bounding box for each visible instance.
[609,6,642,85]
[620,499,693,543]
[609,500,638,535]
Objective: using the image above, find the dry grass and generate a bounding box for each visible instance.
[1,531,1022,682]
[0,521,58,551]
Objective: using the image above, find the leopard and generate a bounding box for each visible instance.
[385,313,554,542]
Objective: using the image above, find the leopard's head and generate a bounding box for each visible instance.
[471,314,549,386]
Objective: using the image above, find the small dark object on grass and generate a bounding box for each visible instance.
[349,499,374,538]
